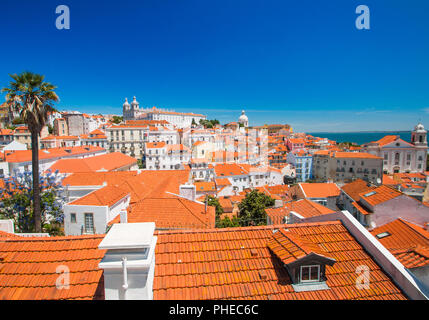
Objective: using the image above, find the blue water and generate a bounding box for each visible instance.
[308,131,412,146]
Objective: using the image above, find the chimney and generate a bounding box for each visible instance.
[98,222,157,300]
[274,200,283,208]
[179,183,196,201]
[120,210,128,223]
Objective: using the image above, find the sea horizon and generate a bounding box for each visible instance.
[307,131,412,145]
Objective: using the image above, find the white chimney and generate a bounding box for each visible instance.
[120,210,128,224]
[274,200,283,208]
[179,183,196,201]
[98,222,157,300]
[0,219,14,234]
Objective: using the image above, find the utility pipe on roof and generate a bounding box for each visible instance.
[122,257,128,290]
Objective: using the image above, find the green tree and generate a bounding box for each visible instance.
[0,170,66,235]
[238,190,275,226]
[112,116,123,124]
[2,72,58,232]
[217,216,240,228]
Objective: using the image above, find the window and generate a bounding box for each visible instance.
[300,265,320,283]
[70,213,76,223]
[84,213,94,234]
[376,232,391,239]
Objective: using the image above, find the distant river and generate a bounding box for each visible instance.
[307,131,412,146]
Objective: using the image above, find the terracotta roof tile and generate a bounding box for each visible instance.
[359,185,402,207]
[341,179,376,202]
[299,183,341,198]
[49,152,137,173]
[68,186,129,207]
[110,197,215,229]
[371,218,429,268]
[153,221,406,300]
[0,234,105,300]
[286,199,336,218]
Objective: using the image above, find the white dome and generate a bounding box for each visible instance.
[238,110,248,124]
[131,96,139,106]
[123,98,130,109]
[415,123,426,132]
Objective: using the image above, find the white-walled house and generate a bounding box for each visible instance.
[64,185,130,236]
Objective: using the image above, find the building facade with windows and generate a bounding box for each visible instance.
[363,123,427,174]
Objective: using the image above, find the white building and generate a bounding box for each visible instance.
[363,123,427,174]
[144,142,190,170]
[64,185,130,236]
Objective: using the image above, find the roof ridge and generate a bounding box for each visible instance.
[397,218,429,241]
[154,220,343,235]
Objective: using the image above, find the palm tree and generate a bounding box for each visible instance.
[1,72,58,232]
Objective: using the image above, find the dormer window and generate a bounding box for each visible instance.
[267,229,336,292]
[300,265,320,283]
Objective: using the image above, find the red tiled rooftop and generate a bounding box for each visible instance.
[69,186,129,207]
[371,218,429,269]
[299,183,341,198]
[153,221,406,300]
[359,185,402,207]
[286,199,336,218]
[341,179,376,202]
[48,152,137,173]
[110,197,215,229]
[0,234,105,300]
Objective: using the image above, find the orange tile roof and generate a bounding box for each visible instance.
[214,163,249,177]
[146,141,166,149]
[332,152,382,159]
[286,199,336,218]
[267,229,331,265]
[194,181,216,192]
[383,175,400,186]
[265,207,289,224]
[0,234,105,300]
[4,146,105,163]
[49,152,137,173]
[110,197,215,229]
[215,178,231,186]
[359,185,402,207]
[352,201,371,215]
[371,135,399,146]
[341,179,376,202]
[62,171,138,186]
[371,218,429,268]
[153,221,406,300]
[68,186,129,207]
[299,183,341,198]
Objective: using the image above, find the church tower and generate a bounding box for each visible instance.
[411,123,427,146]
[123,98,131,120]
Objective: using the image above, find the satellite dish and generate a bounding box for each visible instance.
[376,178,381,184]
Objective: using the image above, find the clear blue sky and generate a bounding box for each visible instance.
[1,0,428,132]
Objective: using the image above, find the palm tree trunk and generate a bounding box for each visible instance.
[31,131,42,233]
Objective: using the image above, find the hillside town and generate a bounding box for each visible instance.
[0,91,428,301]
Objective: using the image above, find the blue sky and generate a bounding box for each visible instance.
[0,0,428,132]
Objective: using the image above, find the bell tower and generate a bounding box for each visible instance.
[411,123,427,146]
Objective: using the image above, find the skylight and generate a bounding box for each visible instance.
[376,232,391,239]
[364,191,376,197]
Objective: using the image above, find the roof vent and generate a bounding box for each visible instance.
[250,249,258,257]
[259,270,267,280]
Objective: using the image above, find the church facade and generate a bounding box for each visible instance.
[363,123,427,174]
